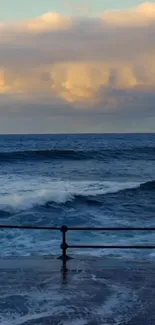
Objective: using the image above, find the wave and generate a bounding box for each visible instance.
[139,180,155,191]
[0,149,92,162]
[0,147,155,162]
[0,181,140,212]
[0,179,154,213]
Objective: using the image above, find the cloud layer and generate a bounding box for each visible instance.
[0,2,155,123]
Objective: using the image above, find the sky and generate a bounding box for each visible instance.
[0,0,147,20]
[0,1,155,133]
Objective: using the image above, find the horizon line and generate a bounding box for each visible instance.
[0,132,154,136]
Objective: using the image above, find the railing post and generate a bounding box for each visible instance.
[58,225,71,260]
[58,225,72,282]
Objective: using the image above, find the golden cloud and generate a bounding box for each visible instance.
[25,12,72,32]
[50,62,140,103]
[0,3,155,108]
[102,2,155,26]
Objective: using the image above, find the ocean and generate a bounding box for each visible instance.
[1,133,155,325]
[0,133,155,260]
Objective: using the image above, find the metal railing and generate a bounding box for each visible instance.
[1,224,155,277]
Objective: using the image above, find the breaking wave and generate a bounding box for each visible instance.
[0,179,152,213]
[0,179,154,213]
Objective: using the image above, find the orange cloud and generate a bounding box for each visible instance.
[102,2,155,26]
[0,3,155,109]
[25,12,72,32]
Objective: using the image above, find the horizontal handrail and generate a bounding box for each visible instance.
[0,225,60,230]
[0,224,155,277]
[0,225,155,231]
[64,227,155,231]
[69,245,155,249]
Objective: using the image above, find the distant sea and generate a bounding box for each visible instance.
[0,133,155,260]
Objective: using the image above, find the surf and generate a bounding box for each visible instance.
[0,180,140,212]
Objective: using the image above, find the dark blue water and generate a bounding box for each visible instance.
[0,133,155,259]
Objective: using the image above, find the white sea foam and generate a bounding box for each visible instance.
[0,268,138,325]
[0,179,140,212]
